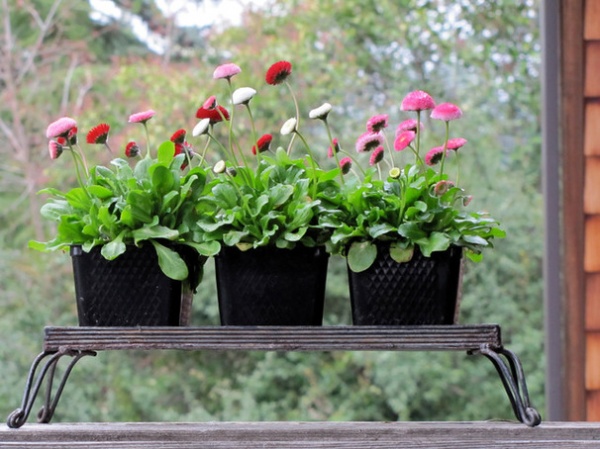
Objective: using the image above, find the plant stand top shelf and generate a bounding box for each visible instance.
[7,324,542,429]
[42,324,502,352]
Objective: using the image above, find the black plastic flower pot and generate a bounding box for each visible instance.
[348,243,463,325]
[70,244,198,326]
[215,245,329,326]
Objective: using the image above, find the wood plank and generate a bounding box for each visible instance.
[587,390,600,421]
[586,273,600,329]
[561,0,587,421]
[585,157,600,213]
[584,101,600,155]
[0,422,599,448]
[585,216,600,272]
[585,0,600,40]
[42,325,502,352]
[586,333,600,390]
[586,41,600,97]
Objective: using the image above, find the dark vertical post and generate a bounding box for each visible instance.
[541,0,564,421]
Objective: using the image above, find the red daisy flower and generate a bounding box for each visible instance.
[48,140,63,160]
[195,105,230,124]
[252,134,273,155]
[170,129,186,144]
[339,157,352,175]
[67,126,78,145]
[86,123,110,144]
[394,131,416,151]
[125,141,140,158]
[265,61,292,85]
[366,114,389,133]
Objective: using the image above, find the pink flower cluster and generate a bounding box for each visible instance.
[343,90,467,173]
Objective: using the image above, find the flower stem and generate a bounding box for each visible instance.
[143,122,152,159]
[285,80,300,155]
[440,121,450,177]
[322,119,344,185]
[245,103,260,166]
[295,130,318,198]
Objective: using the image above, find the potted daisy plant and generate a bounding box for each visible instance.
[31,111,219,326]
[315,90,505,325]
[191,61,338,326]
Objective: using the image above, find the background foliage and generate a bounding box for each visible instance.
[0,0,542,423]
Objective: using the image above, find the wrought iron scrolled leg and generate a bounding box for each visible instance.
[470,344,542,427]
[6,349,96,428]
[37,350,96,424]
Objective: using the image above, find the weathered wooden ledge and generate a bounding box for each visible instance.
[1,421,599,448]
[42,325,503,352]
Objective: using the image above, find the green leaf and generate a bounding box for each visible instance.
[151,165,175,197]
[347,240,377,272]
[418,232,451,257]
[132,225,179,243]
[213,183,238,209]
[269,184,294,207]
[87,185,114,199]
[65,188,92,210]
[100,236,126,260]
[186,241,221,256]
[157,141,176,165]
[389,243,414,263]
[151,241,188,280]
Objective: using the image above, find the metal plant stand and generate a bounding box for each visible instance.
[6,325,542,428]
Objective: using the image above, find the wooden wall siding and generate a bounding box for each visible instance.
[585,273,600,329]
[585,0,600,421]
[584,102,600,155]
[585,0,600,39]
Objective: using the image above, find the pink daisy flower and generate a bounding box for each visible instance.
[339,157,352,175]
[128,109,156,124]
[125,141,140,158]
[170,129,186,144]
[366,114,389,133]
[396,119,423,135]
[252,134,273,155]
[401,90,435,111]
[213,63,242,80]
[195,105,230,124]
[86,123,110,144]
[463,195,473,207]
[431,103,463,121]
[327,138,340,158]
[369,146,385,166]
[202,95,217,110]
[433,180,455,196]
[446,137,468,150]
[394,130,416,151]
[265,61,292,85]
[48,140,63,160]
[425,146,450,166]
[46,117,77,139]
[355,132,384,153]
